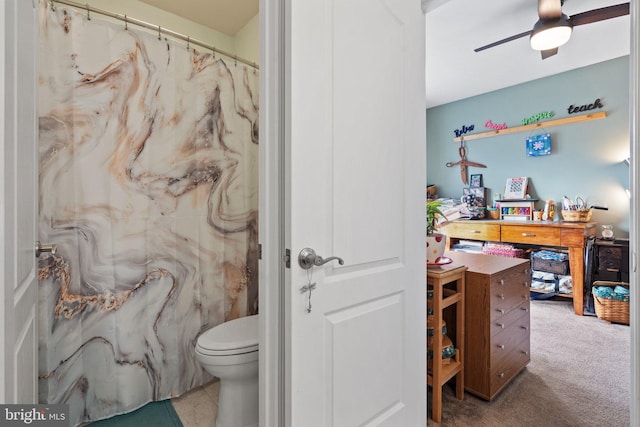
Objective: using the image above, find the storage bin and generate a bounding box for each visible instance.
[531,250,569,275]
[592,281,629,325]
[561,209,592,222]
[530,271,573,295]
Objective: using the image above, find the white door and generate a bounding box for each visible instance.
[0,0,39,404]
[284,0,426,425]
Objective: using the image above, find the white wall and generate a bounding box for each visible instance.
[82,0,259,65]
[235,14,260,66]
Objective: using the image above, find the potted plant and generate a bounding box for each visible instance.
[426,200,448,265]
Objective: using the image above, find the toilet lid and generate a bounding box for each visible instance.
[197,315,258,354]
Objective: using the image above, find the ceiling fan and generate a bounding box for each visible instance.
[474,0,630,59]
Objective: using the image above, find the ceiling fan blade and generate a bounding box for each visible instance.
[570,3,629,27]
[541,47,558,59]
[538,0,563,20]
[474,2,628,56]
[474,30,531,53]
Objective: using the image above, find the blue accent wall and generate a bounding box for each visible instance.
[426,56,630,237]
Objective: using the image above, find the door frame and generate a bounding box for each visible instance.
[630,1,639,424]
[258,0,286,425]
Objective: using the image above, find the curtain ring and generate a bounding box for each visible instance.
[187,36,190,50]
[124,15,128,30]
[85,3,90,20]
[49,0,55,11]
[158,25,161,40]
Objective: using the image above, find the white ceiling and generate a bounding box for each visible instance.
[138,0,259,36]
[137,0,630,108]
[425,0,630,108]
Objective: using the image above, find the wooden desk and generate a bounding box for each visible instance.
[426,264,466,423]
[442,220,597,315]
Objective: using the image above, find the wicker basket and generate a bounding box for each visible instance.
[561,209,592,222]
[592,281,629,325]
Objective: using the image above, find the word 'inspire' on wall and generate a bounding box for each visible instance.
[485,120,507,131]
[453,124,475,137]
[521,111,554,126]
[567,98,604,114]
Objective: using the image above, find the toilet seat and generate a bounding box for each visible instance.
[196,315,258,356]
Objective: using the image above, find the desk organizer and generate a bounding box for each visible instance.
[497,199,537,221]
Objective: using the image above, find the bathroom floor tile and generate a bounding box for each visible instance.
[172,380,219,427]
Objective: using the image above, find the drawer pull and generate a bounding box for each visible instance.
[496,323,505,329]
[498,372,505,378]
[499,279,505,286]
[470,230,480,233]
[497,308,505,314]
[520,326,529,331]
[521,307,529,312]
[523,269,530,274]
[497,344,505,350]
[522,282,529,287]
[522,233,536,237]
[521,351,529,356]
[499,293,505,300]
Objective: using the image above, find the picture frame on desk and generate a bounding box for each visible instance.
[470,174,482,188]
[504,177,528,199]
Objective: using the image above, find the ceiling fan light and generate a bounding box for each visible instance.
[530,14,572,51]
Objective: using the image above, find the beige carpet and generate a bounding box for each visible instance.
[428,298,630,426]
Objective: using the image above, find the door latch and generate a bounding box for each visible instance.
[298,248,344,270]
[35,241,57,258]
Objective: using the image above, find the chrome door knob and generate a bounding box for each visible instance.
[298,248,344,270]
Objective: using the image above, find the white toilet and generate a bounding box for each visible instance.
[195,314,259,427]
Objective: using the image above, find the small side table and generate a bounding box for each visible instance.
[426,264,466,423]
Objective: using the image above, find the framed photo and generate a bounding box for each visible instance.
[470,174,483,188]
[463,187,486,207]
[526,133,551,157]
[504,177,528,199]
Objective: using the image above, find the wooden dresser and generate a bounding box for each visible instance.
[446,251,531,401]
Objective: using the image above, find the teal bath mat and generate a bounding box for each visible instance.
[88,400,183,427]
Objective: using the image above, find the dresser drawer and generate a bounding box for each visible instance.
[490,290,529,322]
[490,301,529,336]
[598,246,623,271]
[490,312,530,362]
[489,337,530,397]
[501,225,561,246]
[490,269,529,296]
[443,221,501,241]
[490,272,530,322]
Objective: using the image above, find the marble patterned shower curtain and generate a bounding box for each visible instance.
[36,2,258,425]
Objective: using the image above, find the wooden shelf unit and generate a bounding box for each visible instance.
[427,264,466,423]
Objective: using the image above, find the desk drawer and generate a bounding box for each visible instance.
[501,225,561,246]
[443,222,501,241]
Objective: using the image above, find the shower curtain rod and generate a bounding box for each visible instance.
[49,0,259,70]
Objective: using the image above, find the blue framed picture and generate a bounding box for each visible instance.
[526,133,551,157]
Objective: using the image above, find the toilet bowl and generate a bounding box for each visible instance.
[195,314,259,427]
